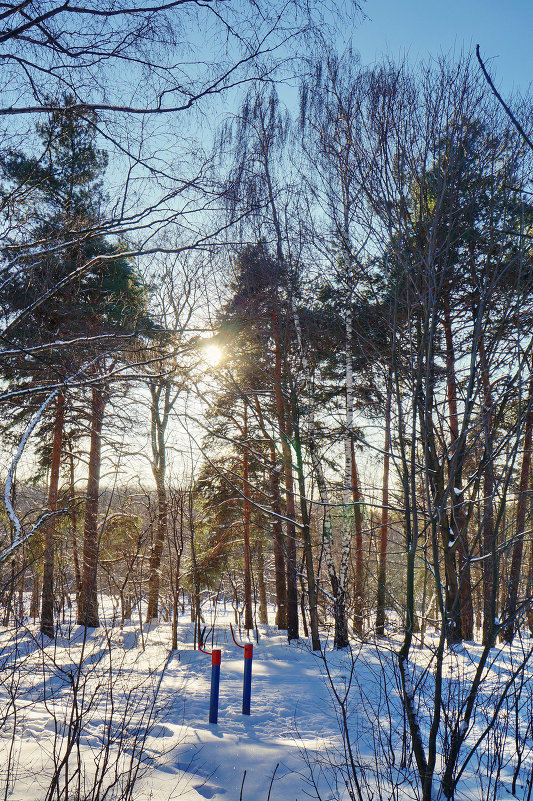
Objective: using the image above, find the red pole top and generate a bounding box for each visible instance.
[212,649,221,666]
[244,643,253,659]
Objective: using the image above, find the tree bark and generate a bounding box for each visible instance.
[479,339,496,646]
[146,382,171,622]
[171,494,184,651]
[242,405,254,630]
[256,539,268,624]
[41,390,65,637]
[292,391,321,651]
[146,473,168,621]
[252,390,287,629]
[376,372,391,636]
[417,362,463,644]
[269,442,287,628]
[443,295,474,640]
[308,425,346,648]
[30,568,40,620]
[287,296,325,649]
[68,450,82,601]
[271,307,299,640]
[503,375,533,642]
[77,385,106,628]
[351,441,364,636]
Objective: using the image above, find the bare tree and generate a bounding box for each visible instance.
[143,256,199,623]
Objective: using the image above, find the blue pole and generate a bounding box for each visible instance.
[242,643,253,715]
[209,649,221,724]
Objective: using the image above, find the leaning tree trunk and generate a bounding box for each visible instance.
[77,386,106,628]
[503,374,533,642]
[41,390,65,637]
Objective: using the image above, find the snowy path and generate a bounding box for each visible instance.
[143,621,340,800]
[0,612,350,801]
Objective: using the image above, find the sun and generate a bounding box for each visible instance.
[202,343,224,367]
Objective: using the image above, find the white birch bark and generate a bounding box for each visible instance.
[341,303,354,592]
[2,390,60,562]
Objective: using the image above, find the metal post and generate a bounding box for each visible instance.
[242,643,253,715]
[231,623,254,717]
[209,649,221,724]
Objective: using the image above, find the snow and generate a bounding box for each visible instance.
[1,608,344,801]
[2,603,533,800]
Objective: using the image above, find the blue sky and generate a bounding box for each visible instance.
[351,0,532,95]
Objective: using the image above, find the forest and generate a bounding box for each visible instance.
[1,1,533,800]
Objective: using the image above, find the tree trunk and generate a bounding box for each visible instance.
[338,306,358,642]
[376,372,391,637]
[271,308,298,640]
[41,390,65,637]
[443,296,474,640]
[77,386,106,628]
[442,539,463,644]
[479,340,496,646]
[269,442,287,628]
[256,539,268,624]
[68,450,82,602]
[242,405,254,630]
[261,121,299,640]
[308,427,346,648]
[292,395,321,651]
[351,441,364,637]
[30,568,40,620]
[146,382,171,622]
[171,493,184,650]
[251,393,287,628]
[503,375,533,642]
[288,297,325,649]
[417,372,463,644]
[188,490,202,647]
[146,475,168,621]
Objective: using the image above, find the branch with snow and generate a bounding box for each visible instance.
[2,389,58,563]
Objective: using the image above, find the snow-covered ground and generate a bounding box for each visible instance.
[1,603,533,800]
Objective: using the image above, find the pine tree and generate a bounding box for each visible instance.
[1,98,150,631]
